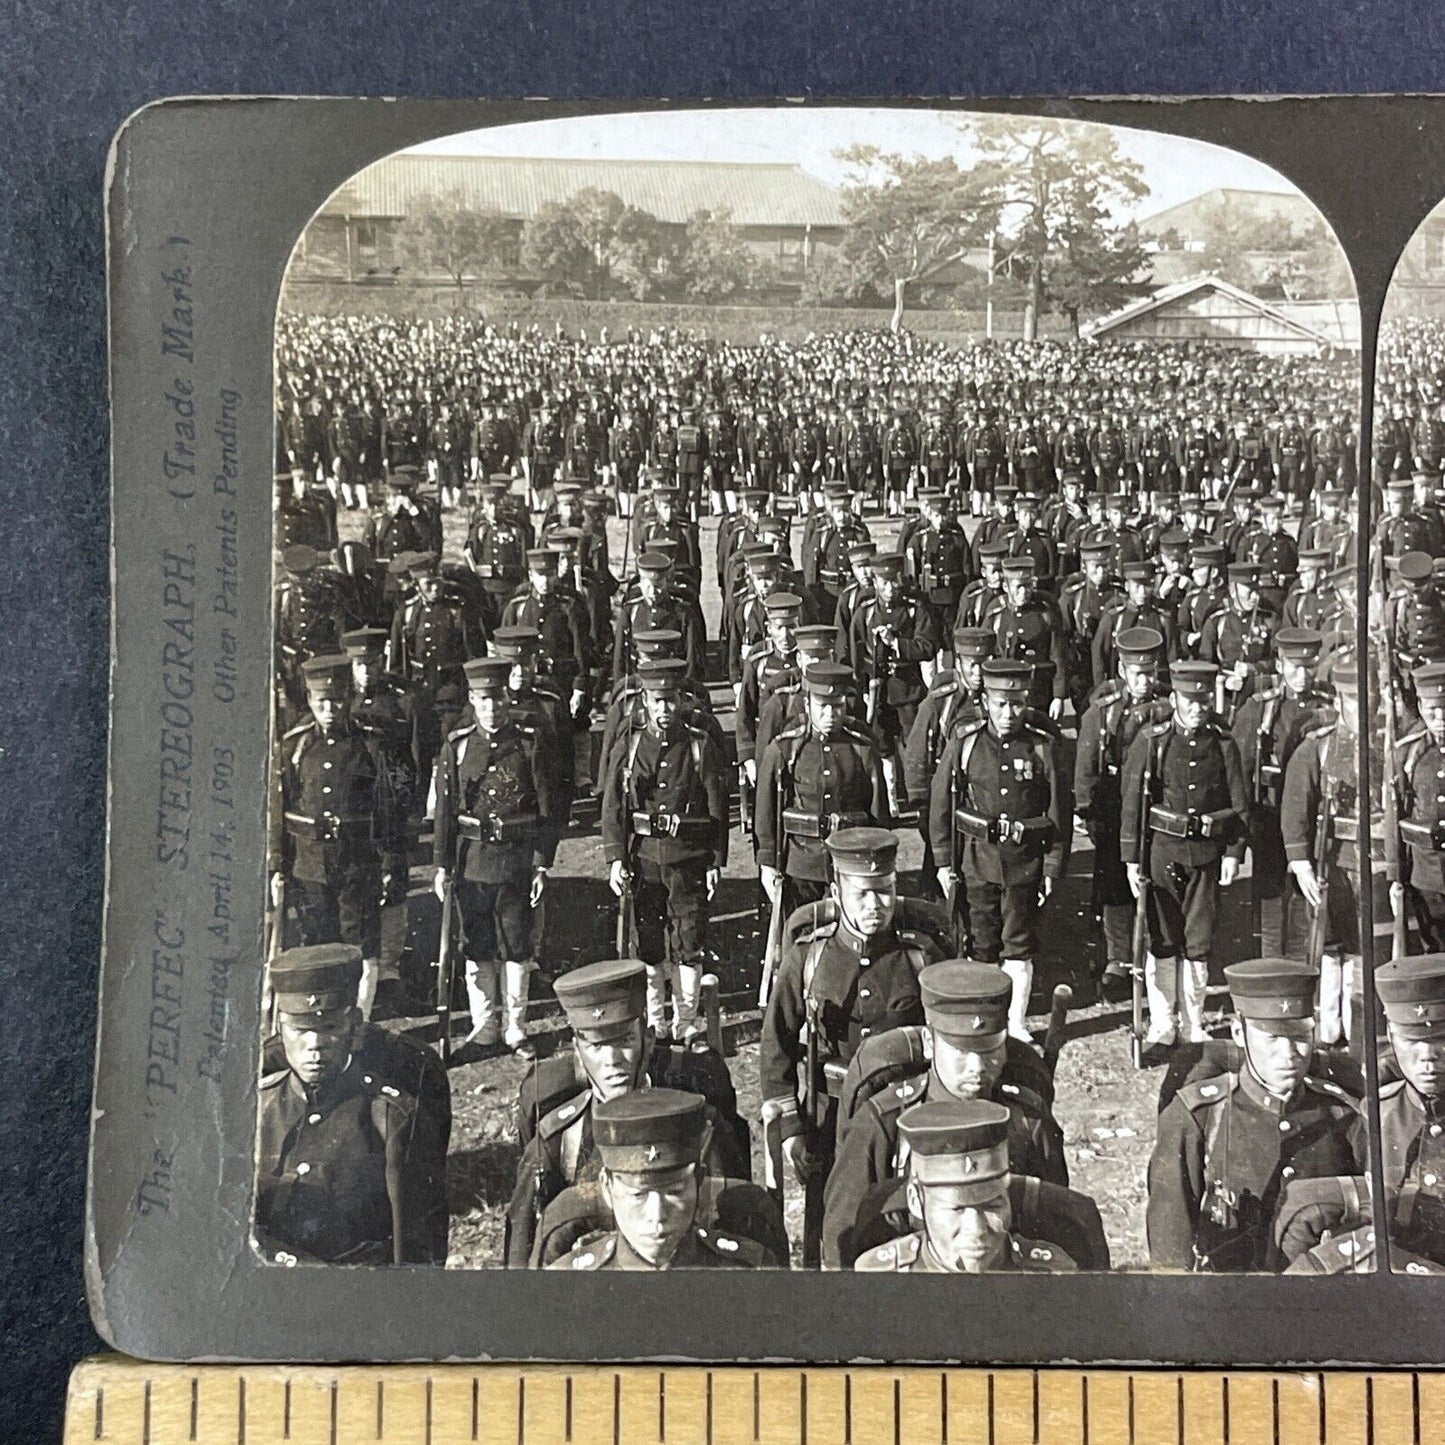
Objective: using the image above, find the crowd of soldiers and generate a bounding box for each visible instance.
[256,314,1445,1278]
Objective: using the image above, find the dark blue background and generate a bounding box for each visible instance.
[5,3,1445,1437]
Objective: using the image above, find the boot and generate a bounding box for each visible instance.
[1144,953,1179,1047]
[464,958,501,1046]
[1179,958,1210,1043]
[356,483,370,511]
[645,964,670,1040]
[1341,955,1358,1045]
[1317,953,1343,1045]
[503,960,536,1058]
[358,957,380,1023]
[1000,958,1034,1042]
[674,961,703,1043]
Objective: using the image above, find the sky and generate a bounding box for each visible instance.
[408,106,1298,225]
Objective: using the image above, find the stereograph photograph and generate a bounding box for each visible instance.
[254,102,1404,1281]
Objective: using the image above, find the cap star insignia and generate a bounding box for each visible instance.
[1279,1000,1291,1014]
[1418,1004,1429,1017]
[972,1015,984,1029]
[645,1145,659,1162]
[308,994,319,1006]
[593,1006,606,1019]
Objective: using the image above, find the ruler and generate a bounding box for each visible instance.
[64,1356,1445,1445]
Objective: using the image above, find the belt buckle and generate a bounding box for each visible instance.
[317,811,341,842]
[658,812,680,838]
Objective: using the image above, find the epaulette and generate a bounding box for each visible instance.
[1396,726,1429,753]
[877,1077,926,1115]
[855,1232,921,1272]
[927,672,960,699]
[534,682,565,703]
[538,1088,590,1140]
[1089,680,1124,707]
[446,721,478,744]
[1378,1077,1408,1101]
[694,1225,768,1267]
[958,717,987,738]
[281,721,314,742]
[260,1068,290,1091]
[1147,719,1173,738]
[1303,1075,1359,1109]
[839,717,875,744]
[775,721,808,744]
[554,1230,617,1271]
[1178,1073,1235,1111]
[1253,681,1284,703]
[1305,721,1338,740]
[795,918,839,946]
[997,1080,1048,1119]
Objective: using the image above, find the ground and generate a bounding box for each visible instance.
[342,499,1263,1271]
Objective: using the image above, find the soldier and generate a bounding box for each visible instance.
[508,961,751,1266]
[1282,549,1334,632]
[501,547,591,719]
[1120,660,1248,1049]
[822,961,1068,1268]
[276,469,337,553]
[882,408,918,516]
[1178,541,1228,659]
[754,625,846,766]
[614,551,706,682]
[256,945,449,1266]
[801,482,870,623]
[970,487,1016,574]
[760,827,939,1265]
[1374,479,1436,582]
[1393,663,1445,951]
[387,551,485,704]
[432,657,558,1058]
[363,467,441,565]
[1004,493,1058,588]
[603,659,729,1042]
[1075,627,1171,989]
[738,591,805,802]
[1282,662,1379,1047]
[464,479,528,625]
[1388,551,1445,680]
[1244,494,1299,614]
[904,490,971,630]
[756,663,889,920]
[992,557,1067,717]
[1093,560,1177,688]
[275,544,343,716]
[1146,959,1363,1272]
[1299,487,1354,569]
[269,656,407,1021]
[833,540,876,669]
[1232,629,1336,958]
[931,659,1072,1039]
[607,402,648,518]
[853,1100,1077,1273]
[546,1090,770,1272]
[1058,541,1119,714]
[1200,562,1277,725]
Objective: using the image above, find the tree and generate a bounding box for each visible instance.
[967,117,1149,341]
[677,208,758,302]
[831,146,1002,331]
[1190,194,1269,290]
[797,247,883,308]
[1274,218,1354,300]
[394,190,515,294]
[1045,209,1151,337]
[521,188,673,300]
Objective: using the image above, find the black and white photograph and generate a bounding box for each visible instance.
[253,104,1381,1279]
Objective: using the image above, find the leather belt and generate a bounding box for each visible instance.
[782,807,868,840]
[955,809,1055,847]
[458,812,538,843]
[284,811,371,841]
[630,811,715,841]
[1147,806,1235,840]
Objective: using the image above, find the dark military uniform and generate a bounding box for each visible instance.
[387,565,485,699]
[1395,684,1445,949]
[854,1230,1073,1272]
[1147,961,1363,1272]
[849,556,942,750]
[991,563,1067,712]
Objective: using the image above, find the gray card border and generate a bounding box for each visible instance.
[94,94,1434,1363]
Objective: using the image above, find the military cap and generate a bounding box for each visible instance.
[633,629,682,660]
[952,626,996,659]
[993,486,1017,504]
[548,526,584,548]
[1376,955,1445,1038]
[1414,661,1445,700]
[920,962,1010,1042]
[750,551,787,578]
[651,484,680,502]
[637,551,672,575]
[1224,958,1319,1022]
[387,468,419,492]
[1078,541,1112,563]
[764,590,804,618]
[593,1088,708,1177]
[847,541,878,563]
[976,542,1009,565]
[795,624,837,655]
[1387,480,1414,499]
[1170,660,1218,698]
[1232,486,1260,505]
[1228,562,1262,584]
[919,489,947,507]
[524,548,556,571]
[738,488,769,507]
[1329,657,1368,694]
[1002,557,1036,579]
[637,658,687,695]
[1257,494,1285,513]
[757,516,789,537]
[271,943,363,1017]
[1399,551,1434,585]
[491,625,540,658]
[463,657,512,694]
[339,627,388,658]
[1158,529,1191,556]
[1329,563,1357,591]
[554,959,648,1036]
[803,662,853,701]
[826,825,899,881]
[648,538,683,561]
[300,654,352,697]
[480,479,511,500]
[1059,470,1085,487]
[1179,492,1204,510]
[897,1099,1011,1196]
[409,550,442,577]
[981,659,1031,695]
[1117,626,1164,662]
[1297,549,1332,569]
[434,679,466,709]
[1274,628,1323,662]
[282,544,319,575]
[1121,561,1155,583]
[1013,491,1041,511]
[1319,488,1347,506]
[870,553,905,580]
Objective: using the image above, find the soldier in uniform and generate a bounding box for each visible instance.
[800,481,870,624]
[833,540,876,669]
[1299,487,1354,569]
[603,659,729,1042]
[508,962,750,1266]
[853,1100,1077,1274]
[1179,541,1228,660]
[432,657,558,1058]
[276,469,338,553]
[1058,541,1119,714]
[1392,663,1445,951]
[256,945,449,1266]
[1146,959,1363,1272]
[1120,660,1248,1049]
[760,827,939,1265]
[1282,662,1379,1047]
[990,557,1067,717]
[1075,627,1171,988]
[464,479,528,629]
[1232,629,1336,959]
[547,1090,770,1272]
[614,551,706,682]
[1244,494,1300,615]
[363,468,441,565]
[1200,562,1277,725]
[275,544,343,717]
[931,659,1072,1040]
[269,656,406,1022]
[737,591,805,806]
[387,551,485,709]
[1093,561,1177,692]
[756,663,889,921]
[904,490,971,633]
[822,961,1068,1268]
[1282,549,1334,632]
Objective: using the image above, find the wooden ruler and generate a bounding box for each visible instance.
[64,1356,1445,1445]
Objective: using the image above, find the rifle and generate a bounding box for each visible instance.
[1305,771,1337,974]
[436,846,459,1063]
[866,627,893,727]
[1380,642,1409,959]
[738,764,754,835]
[263,874,286,1032]
[1129,724,1156,1068]
[757,753,788,1009]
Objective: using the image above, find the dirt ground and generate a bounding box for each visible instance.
[348,502,1267,1271]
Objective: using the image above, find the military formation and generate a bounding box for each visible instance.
[252,315,1444,1276]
